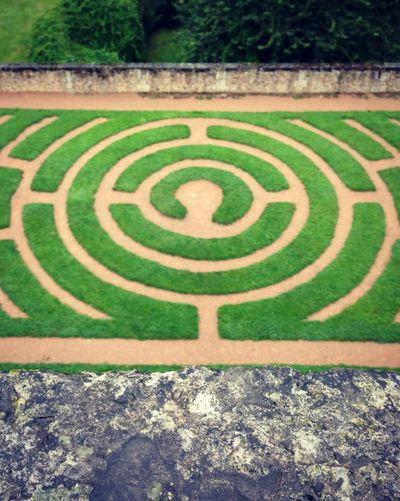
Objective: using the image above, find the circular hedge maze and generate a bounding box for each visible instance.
[0,109,399,364]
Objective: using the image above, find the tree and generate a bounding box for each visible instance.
[174,0,400,63]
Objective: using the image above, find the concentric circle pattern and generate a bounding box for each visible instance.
[0,109,400,344]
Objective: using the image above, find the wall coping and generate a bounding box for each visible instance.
[1,62,400,72]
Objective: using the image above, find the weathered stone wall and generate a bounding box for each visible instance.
[0,63,400,95]
[0,367,399,500]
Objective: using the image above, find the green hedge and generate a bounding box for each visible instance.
[174,0,400,63]
[30,0,144,63]
[30,7,72,64]
[62,0,144,61]
[29,0,400,63]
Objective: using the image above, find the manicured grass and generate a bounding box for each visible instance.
[0,363,184,374]
[354,115,400,151]
[0,239,70,320]
[32,112,187,192]
[0,110,54,150]
[380,167,400,218]
[0,236,198,339]
[330,240,400,325]
[69,124,336,294]
[219,204,392,341]
[20,203,198,339]
[0,108,399,343]
[10,113,101,160]
[242,115,376,191]
[113,148,292,261]
[1,363,399,374]
[0,167,22,228]
[299,114,393,160]
[111,203,294,260]
[150,166,254,224]
[115,144,289,193]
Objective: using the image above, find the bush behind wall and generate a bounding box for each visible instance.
[30,0,144,64]
[174,0,400,63]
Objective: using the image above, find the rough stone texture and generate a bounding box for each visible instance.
[0,63,399,95]
[0,367,399,500]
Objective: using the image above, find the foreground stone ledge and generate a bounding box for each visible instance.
[0,63,399,95]
[0,367,399,500]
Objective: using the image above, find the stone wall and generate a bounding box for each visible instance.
[0,63,400,95]
[1,367,399,500]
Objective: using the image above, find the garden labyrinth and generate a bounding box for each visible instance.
[1,107,400,366]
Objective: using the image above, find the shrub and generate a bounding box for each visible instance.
[68,44,122,64]
[62,0,144,61]
[30,0,144,63]
[174,0,400,63]
[30,8,71,64]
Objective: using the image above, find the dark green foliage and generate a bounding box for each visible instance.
[29,8,71,64]
[30,7,121,64]
[62,0,144,61]
[174,0,400,63]
[66,44,122,64]
[30,0,144,64]
[142,0,178,34]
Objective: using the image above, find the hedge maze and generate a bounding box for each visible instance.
[0,109,400,344]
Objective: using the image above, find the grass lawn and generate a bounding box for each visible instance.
[144,28,187,63]
[0,0,57,62]
[0,108,399,344]
[1,363,399,374]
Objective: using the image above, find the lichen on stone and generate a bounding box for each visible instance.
[0,367,399,500]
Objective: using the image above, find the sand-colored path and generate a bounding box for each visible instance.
[0,94,400,367]
[2,92,400,111]
[1,337,400,368]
